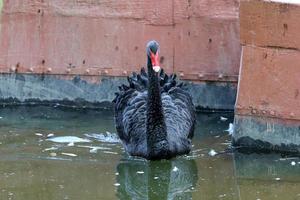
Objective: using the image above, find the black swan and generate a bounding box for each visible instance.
[113,40,195,160]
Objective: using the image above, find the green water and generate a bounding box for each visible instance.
[0,106,299,200]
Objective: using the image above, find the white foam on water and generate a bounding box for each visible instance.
[35,133,43,136]
[291,161,296,166]
[172,166,179,172]
[61,152,77,157]
[103,151,118,155]
[46,136,91,143]
[77,145,111,151]
[225,123,234,135]
[67,142,75,147]
[89,148,98,153]
[208,149,218,157]
[43,147,58,152]
[220,116,228,121]
[84,132,120,143]
[47,133,54,138]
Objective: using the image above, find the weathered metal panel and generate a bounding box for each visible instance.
[173,17,240,82]
[234,0,300,154]
[0,0,175,75]
[0,0,240,82]
[236,45,300,121]
[173,0,241,82]
[240,0,300,49]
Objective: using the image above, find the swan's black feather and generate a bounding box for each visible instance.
[113,68,195,157]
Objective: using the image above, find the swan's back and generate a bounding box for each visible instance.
[113,68,195,157]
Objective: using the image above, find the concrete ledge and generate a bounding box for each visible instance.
[233,115,300,154]
[0,73,236,110]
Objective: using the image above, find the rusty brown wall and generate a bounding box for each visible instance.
[0,0,240,82]
[233,0,300,153]
[237,0,300,122]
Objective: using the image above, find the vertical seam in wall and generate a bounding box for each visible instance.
[172,0,175,73]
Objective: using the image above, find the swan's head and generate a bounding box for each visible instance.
[147,40,160,73]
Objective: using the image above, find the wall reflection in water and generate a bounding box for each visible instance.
[116,158,198,200]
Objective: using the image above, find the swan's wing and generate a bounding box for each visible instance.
[163,87,196,139]
[114,88,136,142]
[122,91,148,147]
[113,68,149,143]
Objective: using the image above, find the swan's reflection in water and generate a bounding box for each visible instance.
[116,158,198,200]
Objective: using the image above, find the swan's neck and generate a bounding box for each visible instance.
[146,56,169,158]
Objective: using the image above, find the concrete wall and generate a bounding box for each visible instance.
[0,74,237,110]
[0,0,240,110]
[233,0,300,153]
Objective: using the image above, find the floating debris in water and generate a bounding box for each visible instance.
[47,133,54,138]
[0,116,3,119]
[225,123,234,135]
[220,142,231,145]
[50,152,57,157]
[220,116,228,121]
[136,171,144,174]
[208,149,218,156]
[76,145,111,153]
[89,147,98,153]
[275,177,281,181]
[84,132,120,143]
[115,172,119,176]
[61,152,77,157]
[43,147,58,151]
[35,133,43,136]
[219,194,227,198]
[103,151,118,155]
[53,103,60,108]
[47,136,91,144]
[67,142,75,147]
[279,157,298,161]
[154,177,159,180]
[172,166,179,172]
[291,161,296,166]
[114,183,120,187]
[192,149,203,153]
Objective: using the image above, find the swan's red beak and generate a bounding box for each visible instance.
[150,51,160,72]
